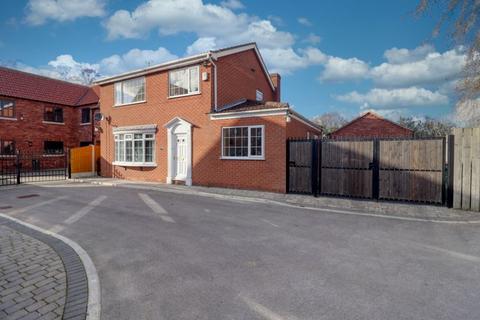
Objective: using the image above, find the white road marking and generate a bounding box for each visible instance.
[49,195,107,233]
[7,196,68,216]
[138,193,175,223]
[420,244,480,263]
[64,196,107,225]
[261,219,279,228]
[241,295,300,320]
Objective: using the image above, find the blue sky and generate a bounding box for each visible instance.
[0,0,464,121]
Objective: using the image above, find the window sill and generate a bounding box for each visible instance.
[80,122,91,126]
[43,121,65,125]
[43,154,65,157]
[168,92,201,99]
[220,157,265,161]
[0,154,16,158]
[0,117,17,121]
[114,100,146,108]
[113,161,157,167]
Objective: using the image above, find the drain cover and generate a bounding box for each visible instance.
[0,206,12,209]
[17,194,40,199]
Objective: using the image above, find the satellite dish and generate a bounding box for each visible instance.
[94,113,104,121]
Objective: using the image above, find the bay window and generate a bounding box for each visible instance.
[114,77,146,106]
[169,65,200,97]
[114,133,155,166]
[222,125,264,159]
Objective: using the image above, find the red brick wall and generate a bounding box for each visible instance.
[286,116,322,139]
[216,50,278,107]
[0,96,95,153]
[331,114,413,138]
[99,55,290,192]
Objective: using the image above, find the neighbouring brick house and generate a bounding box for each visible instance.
[330,111,413,139]
[96,43,322,192]
[0,67,99,156]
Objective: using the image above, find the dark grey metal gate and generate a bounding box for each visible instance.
[0,151,68,186]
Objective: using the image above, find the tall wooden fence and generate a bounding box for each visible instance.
[452,128,480,211]
[70,145,100,177]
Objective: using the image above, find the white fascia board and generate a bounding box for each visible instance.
[288,110,323,132]
[95,54,208,85]
[210,108,288,120]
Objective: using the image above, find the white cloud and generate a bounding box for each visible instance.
[104,0,294,49]
[383,44,435,64]
[8,46,178,84]
[297,17,312,26]
[220,0,244,9]
[186,37,217,55]
[320,57,369,82]
[25,0,105,25]
[260,47,327,74]
[303,33,321,45]
[370,46,466,87]
[99,47,178,75]
[336,87,449,109]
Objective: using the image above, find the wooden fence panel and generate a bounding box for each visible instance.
[70,145,96,175]
[453,127,480,210]
[379,139,444,203]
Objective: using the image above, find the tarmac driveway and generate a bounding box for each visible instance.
[1,182,480,320]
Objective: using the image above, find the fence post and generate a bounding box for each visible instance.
[285,139,290,193]
[372,139,380,200]
[16,150,20,185]
[67,148,71,179]
[91,144,95,176]
[311,140,318,197]
[318,139,322,195]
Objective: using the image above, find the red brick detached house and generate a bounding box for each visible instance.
[96,43,322,192]
[330,111,413,139]
[0,67,99,155]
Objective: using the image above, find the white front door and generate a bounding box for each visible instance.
[174,133,187,180]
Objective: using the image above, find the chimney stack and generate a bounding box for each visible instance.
[270,73,281,102]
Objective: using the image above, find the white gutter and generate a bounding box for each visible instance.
[208,52,218,112]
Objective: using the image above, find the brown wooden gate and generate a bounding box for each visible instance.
[287,137,446,204]
[287,139,314,194]
[320,140,374,198]
[379,139,445,203]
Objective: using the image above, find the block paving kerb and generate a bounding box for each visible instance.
[0,217,90,320]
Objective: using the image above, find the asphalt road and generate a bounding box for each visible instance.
[1,183,480,320]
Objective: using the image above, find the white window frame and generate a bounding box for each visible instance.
[114,76,146,107]
[113,132,156,167]
[168,65,200,98]
[256,89,264,102]
[221,125,265,160]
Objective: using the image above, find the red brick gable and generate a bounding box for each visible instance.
[331,112,413,138]
[0,67,98,107]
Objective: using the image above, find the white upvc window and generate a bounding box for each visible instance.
[256,89,264,102]
[114,77,146,106]
[221,125,264,160]
[114,133,155,166]
[168,65,200,97]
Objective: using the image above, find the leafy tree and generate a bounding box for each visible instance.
[311,112,348,134]
[399,116,455,137]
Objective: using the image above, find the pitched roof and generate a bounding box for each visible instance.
[94,42,275,90]
[331,111,413,135]
[0,67,98,107]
